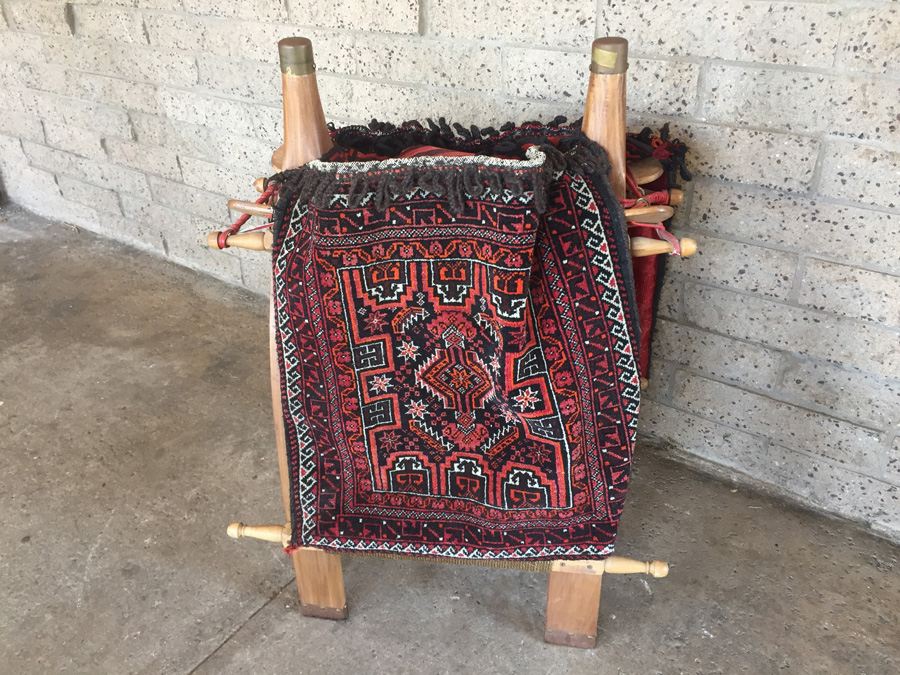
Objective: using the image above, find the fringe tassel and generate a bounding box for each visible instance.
[269,118,614,230]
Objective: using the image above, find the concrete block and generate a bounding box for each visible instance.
[639,399,769,477]
[118,193,243,282]
[503,49,584,102]
[157,88,281,144]
[652,120,818,193]
[106,139,182,181]
[652,319,781,390]
[701,65,828,134]
[4,1,71,36]
[355,36,502,94]
[83,0,183,8]
[23,141,151,198]
[430,0,593,47]
[20,89,132,139]
[212,134,276,175]
[655,274,682,320]
[0,106,45,143]
[836,5,899,75]
[70,5,147,44]
[12,60,69,96]
[285,0,418,34]
[146,175,229,222]
[504,49,698,117]
[233,25,344,69]
[57,175,122,215]
[629,58,701,118]
[42,37,198,88]
[318,75,578,129]
[143,12,228,55]
[183,0,288,22]
[767,445,899,538]
[93,209,165,254]
[43,122,106,160]
[670,234,796,300]
[798,259,900,327]
[642,358,677,401]
[889,438,900,485]
[597,0,841,68]
[828,75,900,146]
[147,15,344,71]
[0,136,98,225]
[130,112,273,175]
[197,55,280,105]
[236,249,270,296]
[702,67,899,142]
[673,374,883,472]
[683,283,900,379]
[818,141,900,209]
[689,178,900,274]
[70,72,162,115]
[781,357,900,428]
[179,157,254,199]
[0,30,45,63]
[130,113,217,159]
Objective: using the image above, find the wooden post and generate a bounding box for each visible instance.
[545,562,604,648]
[272,37,333,171]
[270,291,348,619]
[268,37,346,619]
[582,37,628,200]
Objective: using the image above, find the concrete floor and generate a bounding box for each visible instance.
[1,204,898,675]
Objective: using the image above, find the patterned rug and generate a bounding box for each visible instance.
[271,120,640,561]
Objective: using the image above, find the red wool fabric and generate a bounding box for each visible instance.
[271,122,641,561]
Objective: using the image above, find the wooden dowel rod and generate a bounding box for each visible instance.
[624,205,674,223]
[630,236,697,258]
[206,230,273,251]
[603,556,669,577]
[206,229,696,259]
[228,199,274,218]
[668,188,684,206]
[253,177,267,193]
[550,555,669,577]
[227,522,290,547]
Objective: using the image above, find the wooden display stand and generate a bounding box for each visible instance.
[212,36,693,648]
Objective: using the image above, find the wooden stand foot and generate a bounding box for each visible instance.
[544,561,603,648]
[292,548,348,620]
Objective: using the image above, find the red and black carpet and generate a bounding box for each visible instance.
[270,120,641,560]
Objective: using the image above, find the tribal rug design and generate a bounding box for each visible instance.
[271,120,640,560]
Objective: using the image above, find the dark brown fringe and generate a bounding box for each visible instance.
[270,118,613,242]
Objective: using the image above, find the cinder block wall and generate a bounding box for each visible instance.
[0,1,897,539]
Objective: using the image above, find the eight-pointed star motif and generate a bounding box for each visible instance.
[364,310,387,332]
[398,341,420,362]
[513,387,540,411]
[406,398,427,420]
[370,374,392,393]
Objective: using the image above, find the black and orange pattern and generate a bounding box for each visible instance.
[272,121,640,560]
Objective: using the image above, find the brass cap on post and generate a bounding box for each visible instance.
[590,36,628,74]
[278,37,315,76]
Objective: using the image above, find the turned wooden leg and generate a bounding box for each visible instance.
[544,561,603,648]
[292,548,348,620]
